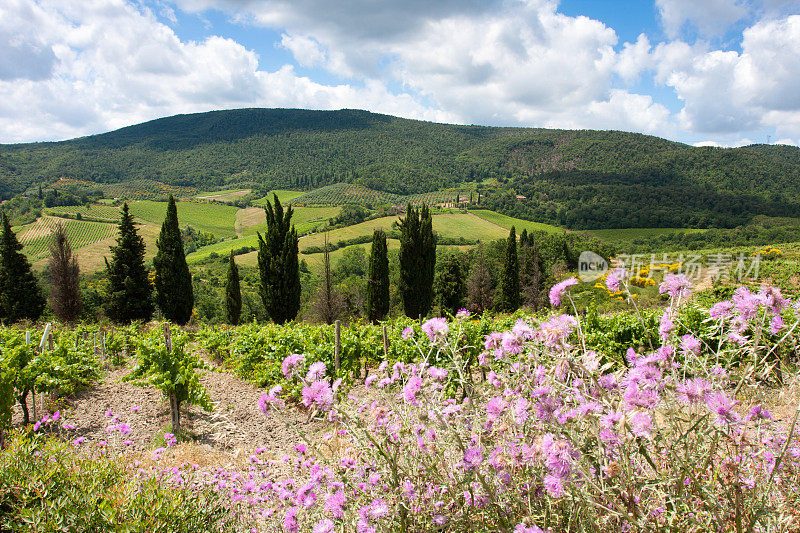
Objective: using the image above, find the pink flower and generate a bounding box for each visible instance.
[73,437,86,445]
[301,380,334,411]
[365,375,378,388]
[706,391,740,425]
[485,397,508,422]
[306,361,327,381]
[659,273,692,298]
[130,406,141,412]
[421,317,449,342]
[543,474,565,498]
[313,519,335,533]
[549,277,578,307]
[709,301,733,319]
[283,507,299,533]
[605,268,627,292]
[659,310,673,340]
[515,524,544,533]
[770,315,784,335]
[456,308,471,319]
[680,334,701,354]
[676,378,710,404]
[325,490,346,518]
[402,376,423,404]
[281,353,305,379]
[401,327,414,340]
[259,385,284,413]
[428,367,448,380]
[629,411,653,439]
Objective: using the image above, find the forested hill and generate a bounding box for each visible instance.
[1,108,799,228]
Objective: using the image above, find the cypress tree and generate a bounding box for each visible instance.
[520,236,547,311]
[435,251,465,315]
[0,213,45,323]
[519,229,528,248]
[497,226,520,312]
[47,223,82,323]
[225,251,242,325]
[366,229,390,323]
[153,196,193,324]
[105,203,153,324]
[257,194,300,324]
[398,204,436,318]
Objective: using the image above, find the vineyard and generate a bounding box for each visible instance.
[43,204,122,223]
[29,178,199,201]
[285,183,478,207]
[16,216,117,262]
[3,275,800,530]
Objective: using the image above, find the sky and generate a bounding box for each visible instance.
[2,0,800,147]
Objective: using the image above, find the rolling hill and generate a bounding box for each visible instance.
[1,108,799,229]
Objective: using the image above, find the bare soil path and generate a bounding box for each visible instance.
[11,353,322,458]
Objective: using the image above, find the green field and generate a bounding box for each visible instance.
[587,227,707,241]
[287,183,478,207]
[17,216,117,262]
[128,200,239,238]
[240,206,340,236]
[186,235,258,264]
[469,210,564,234]
[252,190,304,206]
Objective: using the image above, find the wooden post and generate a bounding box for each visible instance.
[33,324,51,423]
[163,323,180,435]
[101,330,106,361]
[334,320,341,377]
[26,331,35,423]
[382,325,389,359]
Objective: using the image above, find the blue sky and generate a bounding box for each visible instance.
[1,0,799,147]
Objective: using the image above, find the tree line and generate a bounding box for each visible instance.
[1,192,611,326]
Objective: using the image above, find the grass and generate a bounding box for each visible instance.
[587,227,706,241]
[239,206,340,236]
[186,235,259,264]
[252,190,304,205]
[469,210,564,234]
[128,200,239,238]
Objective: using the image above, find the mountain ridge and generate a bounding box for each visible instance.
[1,108,798,229]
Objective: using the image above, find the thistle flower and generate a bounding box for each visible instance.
[549,277,578,307]
[680,334,701,354]
[659,310,673,340]
[302,380,334,412]
[421,317,449,343]
[605,269,622,292]
[281,353,305,379]
[306,361,327,381]
[485,397,508,422]
[709,301,734,319]
[515,523,544,533]
[659,273,692,298]
[456,308,471,319]
[402,376,423,405]
[676,378,710,404]
[401,327,414,340]
[313,519,335,533]
[705,391,740,425]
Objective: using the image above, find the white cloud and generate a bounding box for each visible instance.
[655,0,748,38]
[0,0,452,142]
[653,15,800,137]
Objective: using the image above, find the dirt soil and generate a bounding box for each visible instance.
[11,353,324,458]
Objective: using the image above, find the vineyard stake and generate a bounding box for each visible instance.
[163,323,180,435]
[334,320,341,378]
[382,325,389,360]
